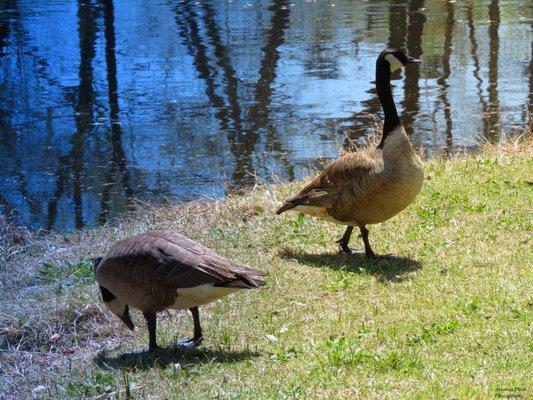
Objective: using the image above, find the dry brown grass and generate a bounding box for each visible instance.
[480,131,533,158]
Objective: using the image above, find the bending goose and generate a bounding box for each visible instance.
[277,48,424,258]
[94,230,265,350]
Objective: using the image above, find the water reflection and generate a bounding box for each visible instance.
[486,0,501,140]
[466,0,489,137]
[402,0,425,137]
[438,0,454,151]
[0,0,531,231]
[530,29,533,131]
[100,0,133,224]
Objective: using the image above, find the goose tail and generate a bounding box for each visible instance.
[222,274,266,289]
[203,256,267,289]
[276,202,296,215]
[220,265,266,289]
[215,274,266,289]
[234,265,266,289]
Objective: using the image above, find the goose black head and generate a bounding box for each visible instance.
[99,285,134,331]
[378,48,421,74]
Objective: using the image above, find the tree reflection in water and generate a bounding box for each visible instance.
[0,0,530,230]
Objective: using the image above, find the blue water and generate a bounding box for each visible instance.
[0,0,531,231]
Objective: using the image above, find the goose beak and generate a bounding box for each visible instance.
[406,56,421,64]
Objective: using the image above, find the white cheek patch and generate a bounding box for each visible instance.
[385,54,403,73]
[107,298,125,316]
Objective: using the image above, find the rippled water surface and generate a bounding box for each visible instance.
[1,0,532,230]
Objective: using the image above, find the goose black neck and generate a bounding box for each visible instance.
[376,63,400,148]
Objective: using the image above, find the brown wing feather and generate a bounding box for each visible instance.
[98,231,265,290]
[276,150,381,214]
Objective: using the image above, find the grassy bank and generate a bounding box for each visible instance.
[1,137,532,399]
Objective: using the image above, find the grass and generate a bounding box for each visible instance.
[1,136,532,399]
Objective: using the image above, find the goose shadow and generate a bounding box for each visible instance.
[95,346,259,372]
[279,248,421,282]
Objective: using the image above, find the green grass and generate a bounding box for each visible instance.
[1,139,532,399]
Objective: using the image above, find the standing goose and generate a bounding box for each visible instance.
[277,48,424,258]
[94,230,266,350]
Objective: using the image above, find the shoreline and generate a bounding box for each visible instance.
[2,129,529,235]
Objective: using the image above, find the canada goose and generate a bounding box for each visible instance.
[277,48,424,258]
[93,230,265,350]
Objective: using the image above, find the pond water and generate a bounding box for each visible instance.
[0,0,531,231]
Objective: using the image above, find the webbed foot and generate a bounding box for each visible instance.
[338,243,362,255]
[337,241,375,258]
[176,336,204,348]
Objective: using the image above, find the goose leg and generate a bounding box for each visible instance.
[191,307,204,345]
[360,226,375,258]
[336,226,355,254]
[336,226,375,257]
[176,307,204,348]
[143,311,159,351]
